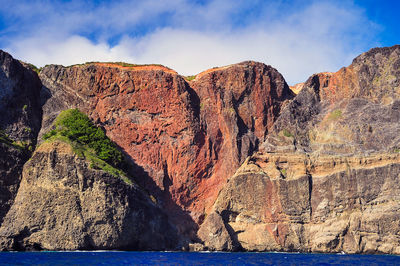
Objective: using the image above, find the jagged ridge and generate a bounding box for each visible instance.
[0,45,399,253]
[199,45,400,254]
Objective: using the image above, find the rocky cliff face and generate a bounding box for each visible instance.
[0,140,178,251]
[199,45,400,254]
[0,51,42,142]
[0,51,42,225]
[0,45,400,253]
[200,152,400,253]
[38,61,292,238]
[189,62,292,217]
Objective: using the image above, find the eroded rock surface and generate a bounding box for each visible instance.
[201,153,400,253]
[38,61,293,238]
[189,62,292,218]
[266,45,400,154]
[0,140,178,251]
[0,50,42,225]
[1,45,400,254]
[199,45,400,254]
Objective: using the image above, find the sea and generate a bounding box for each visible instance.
[0,251,399,265]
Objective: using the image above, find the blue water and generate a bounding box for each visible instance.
[0,251,398,265]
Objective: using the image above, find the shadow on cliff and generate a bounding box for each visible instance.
[38,78,201,248]
[120,149,200,246]
[0,66,44,227]
[119,79,202,245]
[39,86,193,249]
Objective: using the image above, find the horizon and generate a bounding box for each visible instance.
[0,0,399,85]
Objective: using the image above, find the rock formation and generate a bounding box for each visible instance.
[0,45,400,253]
[0,51,42,225]
[0,140,178,251]
[199,45,400,254]
[37,61,293,239]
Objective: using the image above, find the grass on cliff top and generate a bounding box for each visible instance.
[67,61,169,69]
[26,63,41,74]
[42,109,131,184]
[184,75,196,81]
[108,62,166,68]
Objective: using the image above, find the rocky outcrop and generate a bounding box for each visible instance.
[188,62,293,218]
[197,212,233,251]
[0,144,29,226]
[0,140,178,251]
[0,50,42,142]
[200,152,400,253]
[266,45,400,154]
[1,45,400,254]
[38,61,293,238]
[199,45,400,254]
[0,50,42,225]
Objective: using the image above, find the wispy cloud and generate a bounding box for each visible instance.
[0,0,379,84]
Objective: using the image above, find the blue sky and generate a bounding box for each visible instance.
[0,0,398,84]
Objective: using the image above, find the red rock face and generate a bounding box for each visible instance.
[189,62,292,219]
[39,61,293,237]
[304,45,400,105]
[197,45,400,253]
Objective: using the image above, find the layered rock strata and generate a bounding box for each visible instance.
[199,45,400,254]
[0,51,42,225]
[0,45,399,254]
[0,140,178,251]
[38,61,293,238]
[200,152,400,253]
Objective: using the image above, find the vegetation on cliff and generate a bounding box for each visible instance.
[184,75,196,81]
[42,109,130,182]
[66,61,168,69]
[0,130,18,147]
[26,63,41,74]
[0,130,32,152]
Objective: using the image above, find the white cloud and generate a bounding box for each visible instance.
[7,36,117,66]
[1,0,379,84]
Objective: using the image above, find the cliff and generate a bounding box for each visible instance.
[0,51,42,225]
[0,45,399,253]
[37,60,293,239]
[199,45,400,254]
[0,139,178,251]
[0,108,178,251]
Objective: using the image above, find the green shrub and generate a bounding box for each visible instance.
[0,130,12,145]
[185,75,196,81]
[280,168,287,177]
[42,109,132,182]
[27,64,41,74]
[43,129,57,140]
[54,109,123,167]
[282,129,294,138]
[0,130,30,151]
[228,107,235,114]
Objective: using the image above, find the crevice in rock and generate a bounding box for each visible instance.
[223,222,244,251]
[308,174,313,220]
